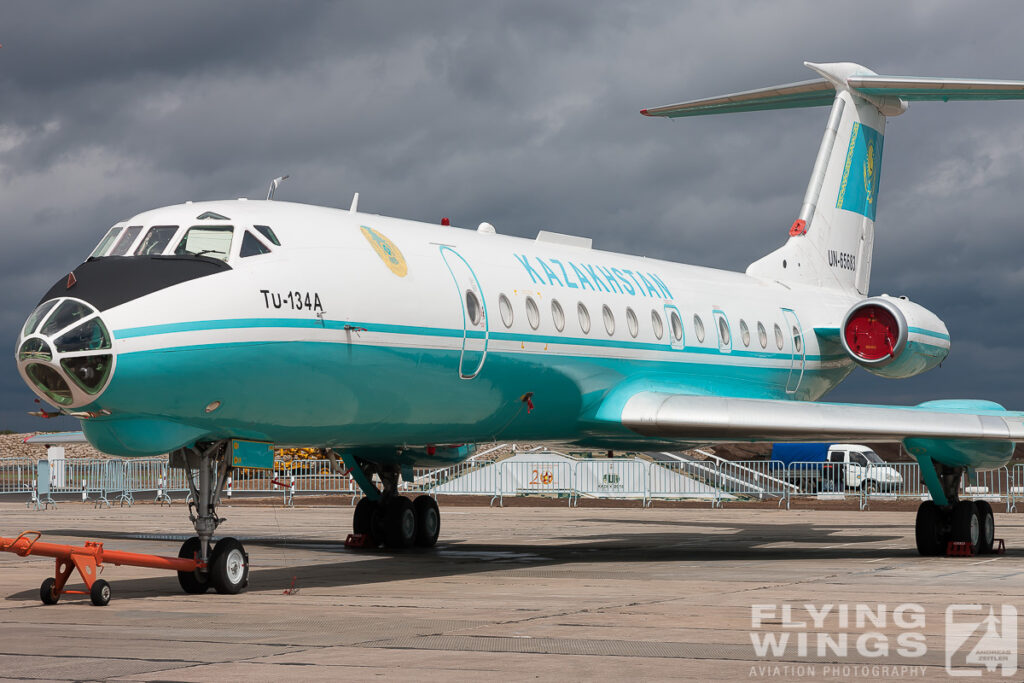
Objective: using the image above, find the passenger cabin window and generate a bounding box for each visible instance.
[793,326,803,353]
[135,226,179,256]
[175,226,233,261]
[602,305,615,336]
[526,296,540,330]
[90,227,122,258]
[670,311,683,342]
[757,322,768,349]
[466,291,483,326]
[551,299,565,332]
[850,453,868,467]
[498,294,514,328]
[240,231,271,257]
[109,225,143,256]
[828,451,844,463]
[774,323,784,350]
[253,224,281,246]
[577,302,591,334]
[626,307,639,338]
[651,310,664,340]
[718,316,731,347]
[739,319,750,347]
[693,314,705,343]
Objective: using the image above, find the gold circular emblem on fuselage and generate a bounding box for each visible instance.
[360,225,408,277]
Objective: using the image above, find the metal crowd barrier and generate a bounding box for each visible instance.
[4,455,1024,511]
[0,459,36,502]
[495,460,576,507]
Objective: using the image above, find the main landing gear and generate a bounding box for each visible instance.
[914,465,997,556]
[170,441,250,594]
[347,459,440,549]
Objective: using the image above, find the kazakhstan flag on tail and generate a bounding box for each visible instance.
[836,122,884,220]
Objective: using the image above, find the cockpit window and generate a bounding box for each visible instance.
[40,300,93,336]
[135,225,179,256]
[22,300,59,337]
[174,226,233,261]
[90,227,123,258]
[109,225,143,256]
[254,224,281,246]
[55,317,111,353]
[240,231,271,257]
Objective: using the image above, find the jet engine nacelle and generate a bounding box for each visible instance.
[841,295,950,379]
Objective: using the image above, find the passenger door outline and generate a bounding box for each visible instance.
[440,246,488,379]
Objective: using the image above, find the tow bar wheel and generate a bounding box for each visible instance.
[90,579,111,606]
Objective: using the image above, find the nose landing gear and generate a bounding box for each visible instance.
[171,441,249,594]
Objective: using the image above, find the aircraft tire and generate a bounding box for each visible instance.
[90,579,111,606]
[413,495,440,547]
[353,497,378,539]
[914,501,946,556]
[177,536,210,594]
[209,537,249,594]
[384,496,416,549]
[974,500,995,554]
[950,500,980,550]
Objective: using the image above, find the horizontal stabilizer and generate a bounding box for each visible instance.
[641,78,834,118]
[642,62,1024,117]
[847,74,1024,101]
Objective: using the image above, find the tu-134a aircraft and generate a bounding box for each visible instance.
[15,61,1024,594]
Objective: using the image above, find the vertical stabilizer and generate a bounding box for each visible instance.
[745,62,897,295]
[642,61,1024,296]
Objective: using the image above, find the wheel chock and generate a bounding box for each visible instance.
[0,530,200,606]
[995,538,1006,555]
[345,533,374,548]
[946,541,975,557]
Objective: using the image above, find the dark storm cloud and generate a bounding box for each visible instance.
[3,1,1024,431]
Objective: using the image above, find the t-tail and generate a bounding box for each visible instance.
[643,61,1024,295]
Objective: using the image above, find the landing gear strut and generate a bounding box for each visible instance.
[914,465,997,556]
[345,458,440,549]
[171,441,249,593]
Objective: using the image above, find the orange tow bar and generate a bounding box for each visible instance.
[0,531,202,606]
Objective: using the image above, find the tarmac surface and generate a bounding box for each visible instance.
[0,499,1021,681]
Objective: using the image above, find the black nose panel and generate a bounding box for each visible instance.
[39,255,231,311]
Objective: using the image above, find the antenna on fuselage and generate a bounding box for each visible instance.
[266,175,289,200]
[349,192,359,213]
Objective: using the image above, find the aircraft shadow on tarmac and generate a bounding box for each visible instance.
[3,520,962,603]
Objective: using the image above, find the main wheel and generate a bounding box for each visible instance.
[39,577,59,605]
[951,500,980,550]
[209,537,249,594]
[90,579,111,606]
[177,536,210,594]
[975,500,995,554]
[353,497,379,539]
[915,501,946,556]
[413,495,440,547]
[384,496,417,549]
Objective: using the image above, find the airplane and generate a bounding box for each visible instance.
[14,61,1024,596]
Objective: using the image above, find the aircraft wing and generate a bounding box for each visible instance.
[617,393,1024,444]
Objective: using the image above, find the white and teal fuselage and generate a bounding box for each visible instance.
[66,199,880,460]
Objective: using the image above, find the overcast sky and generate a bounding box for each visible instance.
[3,2,1024,433]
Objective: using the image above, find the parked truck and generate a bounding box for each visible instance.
[771,443,904,492]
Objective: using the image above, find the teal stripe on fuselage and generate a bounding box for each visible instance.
[908,326,950,342]
[115,317,846,362]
